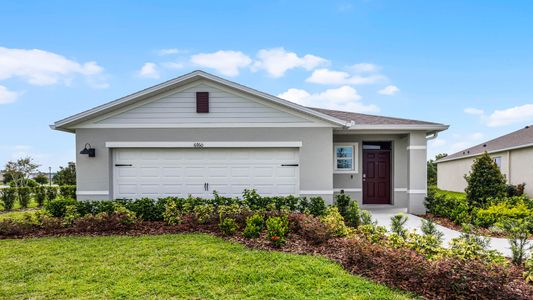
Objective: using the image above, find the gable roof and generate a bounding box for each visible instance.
[437,125,533,163]
[52,70,448,132]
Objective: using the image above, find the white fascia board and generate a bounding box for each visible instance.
[437,143,533,163]
[53,70,347,130]
[105,141,303,148]
[75,122,333,129]
[344,124,449,131]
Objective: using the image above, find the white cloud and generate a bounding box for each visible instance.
[137,62,160,79]
[378,85,400,95]
[464,107,484,115]
[156,48,186,56]
[306,68,385,85]
[252,48,329,77]
[190,50,252,76]
[0,46,106,86]
[0,85,19,104]
[486,104,533,127]
[350,63,380,73]
[278,85,379,113]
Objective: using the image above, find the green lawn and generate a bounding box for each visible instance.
[434,188,466,200]
[0,234,412,299]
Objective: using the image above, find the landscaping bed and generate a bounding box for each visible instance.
[1,192,532,300]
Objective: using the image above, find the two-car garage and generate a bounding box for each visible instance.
[112,145,300,199]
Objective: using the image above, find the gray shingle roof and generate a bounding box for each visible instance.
[438,125,533,162]
[307,107,445,126]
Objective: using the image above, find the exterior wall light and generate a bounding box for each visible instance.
[80,143,96,157]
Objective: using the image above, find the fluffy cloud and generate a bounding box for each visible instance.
[378,85,400,95]
[350,63,380,73]
[0,46,105,86]
[486,104,533,127]
[190,50,252,76]
[137,62,160,79]
[464,107,484,115]
[156,48,186,56]
[252,48,328,77]
[306,68,385,85]
[0,85,19,104]
[278,85,379,113]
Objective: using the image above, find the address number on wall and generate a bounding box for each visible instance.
[193,142,204,148]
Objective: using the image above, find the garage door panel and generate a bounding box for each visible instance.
[114,148,299,199]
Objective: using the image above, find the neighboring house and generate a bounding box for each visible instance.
[437,125,533,197]
[52,70,448,214]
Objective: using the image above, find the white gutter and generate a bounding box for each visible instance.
[437,142,533,163]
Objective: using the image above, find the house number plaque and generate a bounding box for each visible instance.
[193,142,204,148]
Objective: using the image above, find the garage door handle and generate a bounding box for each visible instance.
[281,164,298,167]
[115,164,132,167]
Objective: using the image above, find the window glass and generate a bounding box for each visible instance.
[337,159,353,169]
[335,146,354,170]
[493,157,502,170]
[336,146,352,158]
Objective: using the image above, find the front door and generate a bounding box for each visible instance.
[362,149,391,204]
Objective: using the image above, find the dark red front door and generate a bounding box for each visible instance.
[363,150,391,204]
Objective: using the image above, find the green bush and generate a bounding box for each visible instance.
[321,207,350,237]
[499,219,531,265]
[464,152,507,207]
[390,213,408,238]
[34,186,47,206]
[524,258,533,283]
[193,204,215,224]
[335,193,351,217]
[506,183,526,197]
[475,201,532,228]
[308,196,326,217]
[124,198,165,221]
[59,185,77,200]
[297,197,310,213]
[45,197,77,218]
[344,201,362,228]
[1,188,17,211]
[163,200,182,225]
[243,189,270,210]
[219,218,238,236]
[63,205,81,225]
[243,213,264,239]
[426,191,471,225]
[448,225,506,265]
[45,186,58,202]
[112,203,137,225]
[266,215,289,246]
[420,219,444,243]
[18,186,31,208]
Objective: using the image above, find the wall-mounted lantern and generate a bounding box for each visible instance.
[80,143,96,157]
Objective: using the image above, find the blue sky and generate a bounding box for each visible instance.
[1,0,532,171]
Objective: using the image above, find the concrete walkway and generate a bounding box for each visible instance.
[367,207,518,257]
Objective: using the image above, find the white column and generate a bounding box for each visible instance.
[407,132,427,214]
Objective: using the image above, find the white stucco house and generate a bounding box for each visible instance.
[52,70,448,214]
[437,125,533,197]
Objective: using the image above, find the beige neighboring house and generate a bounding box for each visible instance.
[437,125,533,197]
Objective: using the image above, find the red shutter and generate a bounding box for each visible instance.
[196,92,209,113]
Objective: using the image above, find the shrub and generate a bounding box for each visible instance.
[45,197,77,217]
[499,219,531,265]
[63,204,81,225]
[34,186,47,206]
[524,258,533,283]
[359,210,375,226]
[321,207,350,237]
[335,193,351,217]
[420,219,444,243]
[163,201,182,225]
[390,213,408,238]
[448,225,506,265]
[273,195,299,211]
[18,186,31,208]
[297,197,310,213]
[193,204,215,224]
[464,152,507,207]
[426,191,471,225]
[219,218,238,236]
[243,213,264,239]
[112,203,137,225]
[243,189,269,210]
[125,198,165,221]
[73,209,136,232]
[344,201,362,228]
[308,196,326,217]
[475,200,532,228]
[266,216,289,246]
[289,213,332,245]
[218,204,243,221]
[507,183,526,197]
[1,187,17,211]
[45,186,58,201]
[59,185,77,200]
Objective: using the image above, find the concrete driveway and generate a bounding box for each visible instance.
[367,208,518,257]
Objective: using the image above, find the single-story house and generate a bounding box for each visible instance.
[52,70,448,214]
[437,125,533,197]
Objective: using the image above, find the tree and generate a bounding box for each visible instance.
[34,172,49,185]
[53,162,76,185]
[427,153,447,186]
[464,152,506,207]
[2,157,40,189]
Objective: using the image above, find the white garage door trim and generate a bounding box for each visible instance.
[106,141,302,148]
[112,147,300,199]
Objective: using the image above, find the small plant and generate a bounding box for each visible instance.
[448,224,506,264]
[45,186,58,202]
[45,197,77,218]
[335,193,351,217]
[297,197,310,213]
[1,187,17,211]
[266,216,289,246]
[18,187,31,208]
[243,213,264,239]
[193,204,215,224]
[344,201,362,228]
[321,206,350,237]
[163,201,181,225]
[359,210,375,226]
[218,204,242,220]
[113,203,137,225]
[524,258,533,283]
[464,152,507,207]
[499,219,532,265]
[219,218,238,236]
[63,204,81,225]
[390,213,408,238]
[243,189,267,209]
[34,186,47,206]
[420,219,444,243]
[308,196,326,217]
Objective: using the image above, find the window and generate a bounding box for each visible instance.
[335,145,354,171]
[493,156,502,170]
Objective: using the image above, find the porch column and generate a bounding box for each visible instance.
[407,132,427,214]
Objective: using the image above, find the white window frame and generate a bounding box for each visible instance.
[493,156,502,170]
[334,143,358,174]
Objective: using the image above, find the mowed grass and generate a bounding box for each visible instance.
[434,188,466,200]
[0,234,413,299]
